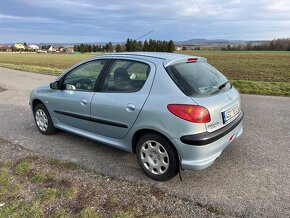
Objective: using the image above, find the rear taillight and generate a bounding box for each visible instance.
[167,104,211,123]
[187,57,198,63]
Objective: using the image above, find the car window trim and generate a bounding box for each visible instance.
[97,59,151,93]
[59,59,111,92]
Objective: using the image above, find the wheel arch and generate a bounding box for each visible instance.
[131,128,179,155]
[32,99,44,111]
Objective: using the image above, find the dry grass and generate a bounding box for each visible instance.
[0,155,210,217]
[0,86,6,93]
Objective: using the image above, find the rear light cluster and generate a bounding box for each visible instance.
[167,104,211,123]
[187,57,198,63]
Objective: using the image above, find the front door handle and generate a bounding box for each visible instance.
[80,99,88,106]
[126,103,135,112]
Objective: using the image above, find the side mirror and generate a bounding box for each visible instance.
[50,81,60,90]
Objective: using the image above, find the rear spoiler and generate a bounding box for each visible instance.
[164,57,207,68]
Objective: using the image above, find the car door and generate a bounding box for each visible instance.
[50,59,107,132]
[90,58,155,139]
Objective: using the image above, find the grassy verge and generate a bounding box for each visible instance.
[0,140,214,217]
[0,86,6,93]
[232,80,290,96]
[0,63,63,76]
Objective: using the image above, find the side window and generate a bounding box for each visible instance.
[63,60,106,91]
[102,60,150,92]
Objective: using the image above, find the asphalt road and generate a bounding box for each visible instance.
[0,67,289,217]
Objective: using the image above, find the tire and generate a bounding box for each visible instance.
[136,133,179,181]
[34,103,57,135]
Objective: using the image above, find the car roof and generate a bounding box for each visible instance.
[99,52,206,66]
[101,52,190,60]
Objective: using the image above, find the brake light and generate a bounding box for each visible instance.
[187,58,198,63]
[167,104,211,123]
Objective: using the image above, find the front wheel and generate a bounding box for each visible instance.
[136,133,179,181]
[34,103,57,135]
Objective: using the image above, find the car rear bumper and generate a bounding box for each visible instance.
[172,113,244,170]
[180,112,244,145]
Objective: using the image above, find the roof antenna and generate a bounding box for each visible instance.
[135,30,154,41]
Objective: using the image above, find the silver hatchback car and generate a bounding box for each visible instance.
[30,52,243,181]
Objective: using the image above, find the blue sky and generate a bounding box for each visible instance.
[0,0,290,43]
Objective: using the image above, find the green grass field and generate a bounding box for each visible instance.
[0,51,289,96]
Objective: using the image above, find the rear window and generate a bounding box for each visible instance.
[166,62,230,96]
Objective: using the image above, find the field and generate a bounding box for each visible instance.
[0,51,289,96]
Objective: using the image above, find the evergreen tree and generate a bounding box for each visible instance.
[168,40,175,52]
[116,44,122,52]
[143,40,149,51]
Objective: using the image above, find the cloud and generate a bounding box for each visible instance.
[0,0,290,42]
[0,13,63,23]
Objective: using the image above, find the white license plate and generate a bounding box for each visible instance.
[222,104,240,124]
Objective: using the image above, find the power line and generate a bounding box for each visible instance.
[135,30,154,40]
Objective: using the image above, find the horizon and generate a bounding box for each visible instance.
[0,38,278,45]
[1,0,290,43]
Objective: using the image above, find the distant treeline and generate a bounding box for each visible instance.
[73,38,175,53]
[222,38,290,51]
[73,43,110,53]
[125,39,175,52]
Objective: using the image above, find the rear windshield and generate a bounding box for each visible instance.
[166,62,231,97]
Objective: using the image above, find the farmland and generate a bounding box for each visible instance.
[0,51,289,96]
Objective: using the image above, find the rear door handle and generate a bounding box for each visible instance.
[80,99,88,106]
[126,103,135,112]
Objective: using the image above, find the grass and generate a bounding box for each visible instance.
[0,51,289,96]
[0,86,6,93]
[232,80,290,96]
[0,154,195,217]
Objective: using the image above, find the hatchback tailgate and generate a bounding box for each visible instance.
[192,88,242,132]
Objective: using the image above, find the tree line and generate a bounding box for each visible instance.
[222,38,290,51]
[125,39,175,52]
[73,38,175,53]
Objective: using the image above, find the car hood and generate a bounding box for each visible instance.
[36,83,50,89]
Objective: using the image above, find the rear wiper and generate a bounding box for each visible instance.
[218,81,231,90]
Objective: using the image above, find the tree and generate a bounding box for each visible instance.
[105,42,113,52]
[143,40,149,51]
[116,44,122,52]
[168,40,175,53]
[125,38,132,51]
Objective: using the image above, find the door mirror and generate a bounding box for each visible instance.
[50,81,60,90]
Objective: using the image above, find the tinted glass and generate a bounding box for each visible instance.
[102,60,150,92]
[166,62,230,96]
[63,60,106,91]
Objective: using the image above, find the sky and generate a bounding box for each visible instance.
[0,0,290,43]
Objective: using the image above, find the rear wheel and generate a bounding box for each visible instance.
[136,133,178,181]
[34,103,56,135]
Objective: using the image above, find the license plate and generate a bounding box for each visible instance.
[222,104,240,124]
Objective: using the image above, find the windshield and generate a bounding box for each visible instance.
[166,62,231,96]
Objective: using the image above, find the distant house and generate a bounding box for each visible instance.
[48,46,57,52]
[175,45,182,51]
[28,44,39,50]
[65,47,74,53]
[0,44,11,52]
[14,43,26,50]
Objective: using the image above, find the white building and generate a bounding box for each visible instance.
[48,46,57,52]
[28,44,39,50]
